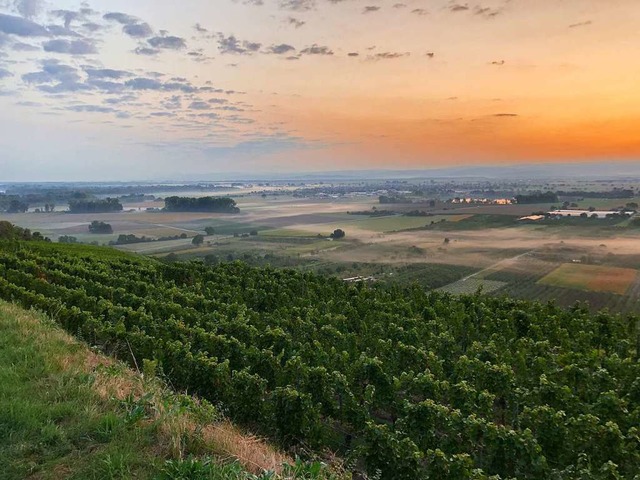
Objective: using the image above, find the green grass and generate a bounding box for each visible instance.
[437,278,508,295]
[422,214,518,231]
[0,301,163,479]
[0,301,341,480]
[385,263,478,289]
[346,215,469,232]
[1,239,141,261]
[259,228,319,238]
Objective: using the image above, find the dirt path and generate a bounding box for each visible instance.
[460,250,534,281]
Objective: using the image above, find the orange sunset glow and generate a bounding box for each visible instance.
[0,0,639,179]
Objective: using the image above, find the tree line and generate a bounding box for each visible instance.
[164,196,240,213]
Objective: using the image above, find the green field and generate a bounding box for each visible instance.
[437,278,508,295]
[259,228,319,238]
[346,214,471,232]
[539,263,638,295]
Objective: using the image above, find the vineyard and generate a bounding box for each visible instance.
[0,240,639,479]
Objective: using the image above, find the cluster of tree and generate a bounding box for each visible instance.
[0,243,639,479]
[404,210,432,217]
[347,209,397,217]
[111,233,188,245]
[58,236,78,244]
[329,229,346,239]
[514,191,559,204]
[88,221,113,234]
[164,197,240,213]
[34,204,56,213]
[1,189,91,213]
[0,221,49,241]
[118,193,155,202]
[0,196,29,213]
[69,198,123,214]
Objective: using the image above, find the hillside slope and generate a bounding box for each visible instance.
[0,300,326,480]
[1,240,639,479]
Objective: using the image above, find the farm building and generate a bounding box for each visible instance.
[548,210,629,219]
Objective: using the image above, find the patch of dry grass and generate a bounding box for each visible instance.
[2,301,294,475]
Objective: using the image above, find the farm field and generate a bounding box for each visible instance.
[539,263,638,295]
[345,214,471,232]
[5,187,640,313]
[437,278,508,295]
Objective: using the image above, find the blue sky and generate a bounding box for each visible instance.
[0,0,638,180]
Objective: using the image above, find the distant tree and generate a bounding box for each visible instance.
[443,237,450,244]
[330,229,346,240]
[204,254,219,265]
[69,198,122,214]
[192,234,204,246]
[429,200,436,208]
[180,233,187,239]
[515,192,559,204]
[88,221,113,234]
[164,196,239,213]
[58,236,78,244]
[588,206,596,212]
[580,212,588,218]
[626,202,638,210]
[250,230,258,236]
[204,227,216,235]
[7,199,29,213]
[0,221,49,241]
[164,253,178,262]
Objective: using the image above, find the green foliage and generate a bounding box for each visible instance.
[192,234,205,246]
[164,196,240,213]
[58,235,78,244]
[330,229,345,239]
[0,241,639,479]
[0,221,42,241]
[89,220,113,234]
[515,191,559,204]
[69,198,123,214]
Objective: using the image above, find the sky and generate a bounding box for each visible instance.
[0,0,638,181]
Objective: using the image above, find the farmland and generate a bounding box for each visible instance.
[3,178,640,313]
[539,263,638,295]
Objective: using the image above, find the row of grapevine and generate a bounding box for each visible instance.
[0,241,638,479]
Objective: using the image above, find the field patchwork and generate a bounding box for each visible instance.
[539,263,638,295]
[437,278,508,295]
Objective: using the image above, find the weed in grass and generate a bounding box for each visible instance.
[99,452,133,479]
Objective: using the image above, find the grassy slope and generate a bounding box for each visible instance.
[0,300,319,480]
